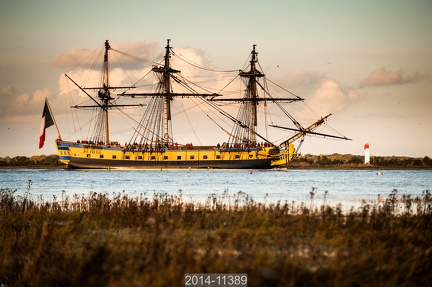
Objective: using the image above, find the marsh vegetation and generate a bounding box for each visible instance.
[1,188,431,286]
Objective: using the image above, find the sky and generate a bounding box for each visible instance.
[0,0,431,158]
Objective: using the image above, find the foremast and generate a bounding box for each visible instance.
[212,45,303,148]
[238,45,264,143]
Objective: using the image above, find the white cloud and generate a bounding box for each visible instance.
[281,71,327,88]
[52,41,161,70]
[307,80,365,115]
[356,112,404,119]
[0,86,51,120]
[56,42,224,102]
[361,67,430,87]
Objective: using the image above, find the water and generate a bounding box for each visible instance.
[1,169,431,209]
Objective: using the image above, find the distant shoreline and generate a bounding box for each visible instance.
[1,153,431,170]
[1,165,431,171]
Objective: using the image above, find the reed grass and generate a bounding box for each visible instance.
[1,188,431,287]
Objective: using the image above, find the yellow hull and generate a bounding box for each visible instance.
[270,144,296,167]
[55,140,295,169]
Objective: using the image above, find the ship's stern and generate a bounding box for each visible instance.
[55,139,71,165]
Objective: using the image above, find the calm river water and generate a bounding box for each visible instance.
[1,169,431,209]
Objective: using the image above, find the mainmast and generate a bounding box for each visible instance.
[148,39,180,147]
[161,39,175,146]
[118,39,223,148]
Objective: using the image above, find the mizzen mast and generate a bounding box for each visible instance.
[65,40,141,145]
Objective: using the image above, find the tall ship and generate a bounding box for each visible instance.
[52,39,349,169]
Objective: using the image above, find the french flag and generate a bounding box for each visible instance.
[39,99,54,149]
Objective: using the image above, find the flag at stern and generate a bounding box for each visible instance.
[39,99,54,148]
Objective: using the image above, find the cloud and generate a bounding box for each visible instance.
[361,67,430,87]
[56,42,223,100]
[52,41,161,70]
[50,42,230,144]
[281,71,327,88]
[171,46,215,69]
[307,80,365,114]
[356,112,404,119]
[0,85,51,121]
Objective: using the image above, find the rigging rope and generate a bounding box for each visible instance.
[217,74,240,94]
[67,43,104,74]
[171,50,238,73]
[63,41,348,148]
[188,96,240,140]
[266,78,303,100]
[111,51,135,87]
[179,99,202,145]
[110,48,162,66]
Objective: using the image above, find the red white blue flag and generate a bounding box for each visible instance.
[39,99,54,148]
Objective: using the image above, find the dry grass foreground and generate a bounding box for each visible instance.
[1,188,431,287]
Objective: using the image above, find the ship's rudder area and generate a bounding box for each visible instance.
[55,139,71,165]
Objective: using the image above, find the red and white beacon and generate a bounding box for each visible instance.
[364,143,370,164]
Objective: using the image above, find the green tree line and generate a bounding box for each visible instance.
[1,154,431,168]
[294,154,432,168]
[0,155,61,167]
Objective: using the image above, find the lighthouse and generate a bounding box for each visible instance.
[364,143,370,164]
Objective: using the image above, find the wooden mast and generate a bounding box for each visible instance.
[103,40,110,144]
[118,40,222,148]
[163,39,172,147]
[250,45,258,143]
[239,45,265,144]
